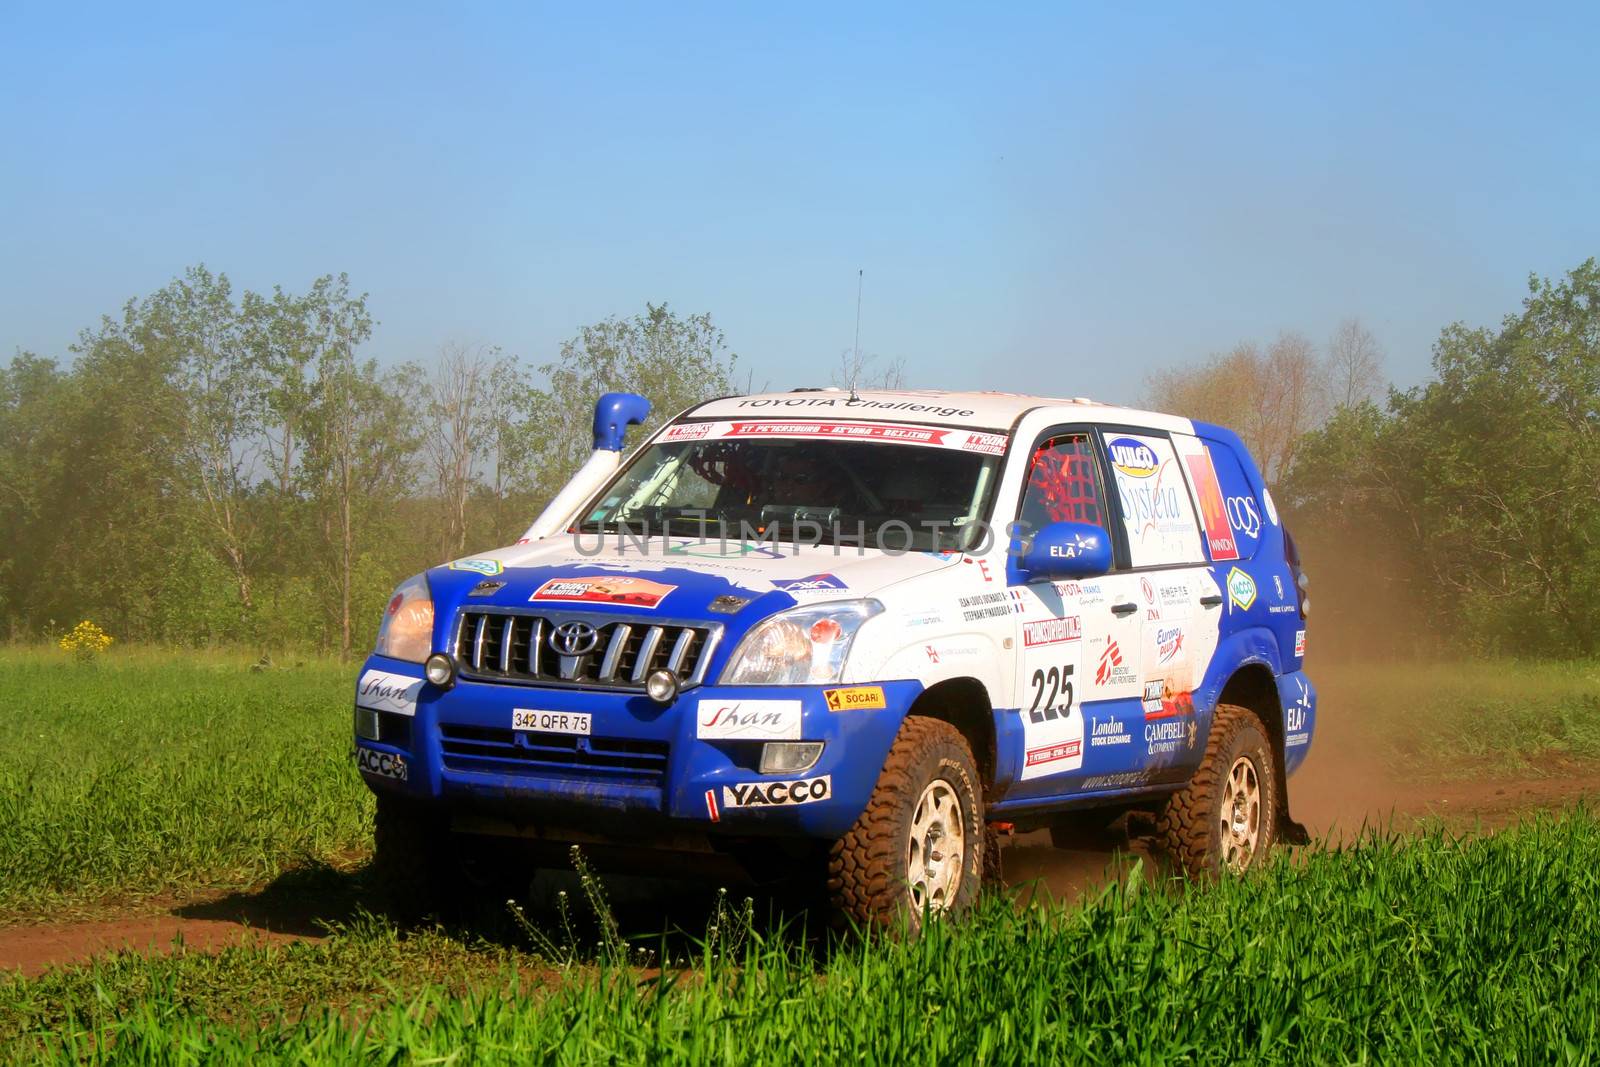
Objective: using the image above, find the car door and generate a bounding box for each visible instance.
[1101,428,1222,786]
[1005,429,1146,800]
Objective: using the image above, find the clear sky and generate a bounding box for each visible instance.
[4,2,1596,403]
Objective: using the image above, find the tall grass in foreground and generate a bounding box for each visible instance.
[0,649,368,917]
[6,812,1598,1064]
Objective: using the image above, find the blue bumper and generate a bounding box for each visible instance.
[354,655,918,839]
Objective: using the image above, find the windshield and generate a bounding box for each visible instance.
[579,422,1005,552]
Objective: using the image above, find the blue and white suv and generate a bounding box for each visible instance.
[355,389,1314,926]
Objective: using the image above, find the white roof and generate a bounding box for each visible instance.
[684,389,1188,434]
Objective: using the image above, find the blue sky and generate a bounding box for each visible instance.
[3,3,1596,403]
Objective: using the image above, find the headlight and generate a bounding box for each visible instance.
[374,574,434,662]
[720,600,883,685]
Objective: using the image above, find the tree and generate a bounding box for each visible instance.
[146,265,260,615]
[1326,317,1385,409]
[831,348,908,391]
[421,342,492,558]
[1144,332,1328,482]
[528,303,738,496]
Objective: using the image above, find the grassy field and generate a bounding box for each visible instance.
[2,648,1598,1061]
[1315,657,1600,777]
[0,649,369,920]
[2,814,1598,1062]
[3,647,1599,920]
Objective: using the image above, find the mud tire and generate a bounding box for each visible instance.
[371,792,458,920]
[827,716,986,932]
[1154,704,1279,877]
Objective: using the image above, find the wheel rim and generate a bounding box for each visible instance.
[907,779,966,914]
[1219,755,1262,871]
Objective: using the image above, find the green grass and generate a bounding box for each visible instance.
[0,648,370,919]
[1317,657,1600,777]
[3,813,1598,1063]
[2,648,1597,920]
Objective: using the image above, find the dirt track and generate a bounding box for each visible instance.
[5,744,1596,980]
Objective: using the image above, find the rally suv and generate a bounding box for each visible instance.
[355,389,1314,927]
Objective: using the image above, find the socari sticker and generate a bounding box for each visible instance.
[1108,437,1159,478]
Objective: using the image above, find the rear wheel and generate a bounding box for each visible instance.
[1154,704,1279,876]
[827,717,986,932]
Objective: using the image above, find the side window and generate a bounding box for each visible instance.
[1018,434,1107,533]
[1103,431,1206,568]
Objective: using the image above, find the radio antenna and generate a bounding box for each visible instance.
[850,268,863,401]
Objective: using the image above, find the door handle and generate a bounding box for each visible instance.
[1200,595,1223,608]
[1111,602,1138,617]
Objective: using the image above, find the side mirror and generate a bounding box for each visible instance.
[1016,521,1112,582]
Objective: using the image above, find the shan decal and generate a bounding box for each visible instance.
[696,699,802,740]
[356,669,424,716]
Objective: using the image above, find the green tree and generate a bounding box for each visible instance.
[528,303,738,498]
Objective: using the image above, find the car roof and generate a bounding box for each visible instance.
[684,389,1193,434]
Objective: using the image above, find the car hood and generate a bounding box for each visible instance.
[425,535,960,624]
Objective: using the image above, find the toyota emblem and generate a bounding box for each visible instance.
[550,621,600,656]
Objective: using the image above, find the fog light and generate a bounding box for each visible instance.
[355,706,380,741]
[760,741,824,774]
[424,653,455,687]
[645,669,680,704]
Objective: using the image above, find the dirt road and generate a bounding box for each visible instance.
[4,749,1596,980]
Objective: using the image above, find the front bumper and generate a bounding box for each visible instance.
[354,655,920,839]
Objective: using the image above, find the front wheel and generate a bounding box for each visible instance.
[827,716,986,932]
[370,791,457,919]
[1153,704,1279,876]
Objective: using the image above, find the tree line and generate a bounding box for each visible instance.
[4,258,1594,659]
[0,267,737,655]
[1150,259,1599,658]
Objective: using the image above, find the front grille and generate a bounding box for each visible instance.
[439,724,670,785]
[453,610,720,690]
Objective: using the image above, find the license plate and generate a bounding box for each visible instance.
[512,709,592,735]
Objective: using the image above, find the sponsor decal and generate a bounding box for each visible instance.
[1094,640,1126,686]
[1141,578,1156,603]
[696,699,802,740]
[531,576,677,608]
[1227,567,1257,611]
[1025,740,1082,768]
[1023,616,1082,647]
[356,746,408,781]
[959,590,1018,622]
[449,558,503,576]
[662,422,715,441]
[732,395,977,418]
[1108,436,1159,478]
[1274,575,1285,599]
[773,573,847,593]
[356,669,424,716]
[662,418,1009,455]
[1081,771,1149,790]
[468,580,505,597]
[1268,604,1297,615]
[1286,677,1312,746]
[512,709,592,735]
[1157,580,1192,618]
[903,610,944,628]
[1145,719,1188,756]
[1143,678,1196,720]
[723,775,832,808]
[1225,495,1262,540]
[1295,629,1307,657]
[924,645,940,664]
[824,686,887,711]
[1263,488,1280,526]
[1183,449,1240,561]
[1090,716,1131,747]
[1155,626,1185,665]
[704,788,720,822]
